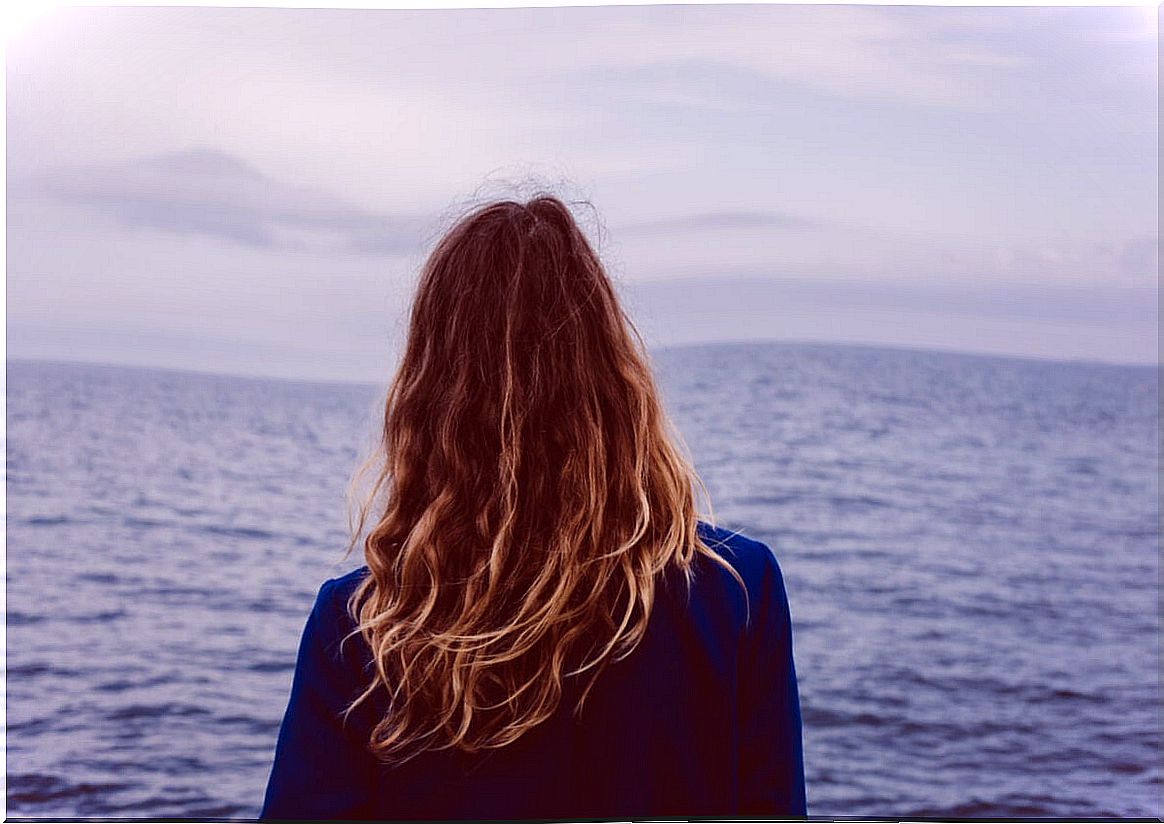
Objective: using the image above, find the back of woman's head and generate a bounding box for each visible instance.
[343,193,744,765]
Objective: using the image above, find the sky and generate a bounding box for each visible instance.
[5,3,1159,383]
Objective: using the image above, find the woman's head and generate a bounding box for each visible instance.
[343,194,744,765]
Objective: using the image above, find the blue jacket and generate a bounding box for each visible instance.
[261,521,806,820]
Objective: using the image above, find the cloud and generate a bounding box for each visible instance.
[5,6,1156,377]
[536,5,1033,113]
[30,148,436,256]
[627,274,1159,330]
[1115,235,1158,279]
[621,274,1158,366]
[618,210,821,239]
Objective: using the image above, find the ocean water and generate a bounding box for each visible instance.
[5,341,1160,818]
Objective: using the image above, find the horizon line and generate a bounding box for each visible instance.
[6,336,1158,390]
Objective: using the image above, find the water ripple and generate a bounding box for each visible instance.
[7,347,1159,818]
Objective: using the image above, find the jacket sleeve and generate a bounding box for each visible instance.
[261,578,382,820]
[738,542,807,816]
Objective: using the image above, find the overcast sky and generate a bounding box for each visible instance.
[6,4,1158,382]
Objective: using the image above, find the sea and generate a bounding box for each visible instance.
[5,341,1160,818]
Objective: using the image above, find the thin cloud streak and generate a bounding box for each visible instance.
[627,274,1159,330]
[622,275,1159,366]
[618,210,822,238]
[30,148,436,257]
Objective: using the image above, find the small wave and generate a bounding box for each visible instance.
[1043,687,1107,704]
[123,516,175,529]
[133,754,210,774]
[733,494,804,507]
[6,611,46,626]
[73,608,127,624]
[109,794,252,818]
[93,673,171,693]
[142,584,215,600]
[828,494,892,512]
[212,714,280,736]
[107,702,212,721]
[908,799,1051,817]
[76,572,119,585]
[7,772,135,806]
[182,803,252,817]
[7,717,57,735]
[6,662,80,678]
[1060,456,1101,476]
[1110,761,1147,775]
[25,515,75,527]
[197,524,276,541]
[802,705,891,730]
[247,660,294,674]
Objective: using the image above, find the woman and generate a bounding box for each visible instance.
[260,195,806,820]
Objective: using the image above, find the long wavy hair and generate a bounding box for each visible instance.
[340,194,747,766]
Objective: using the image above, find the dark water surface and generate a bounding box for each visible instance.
[6,342,1160,818]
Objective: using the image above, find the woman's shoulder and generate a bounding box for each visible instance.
[692,520,793,627]
[307,566,371,653]
[695,520,786,584]
[321,565,371,601]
